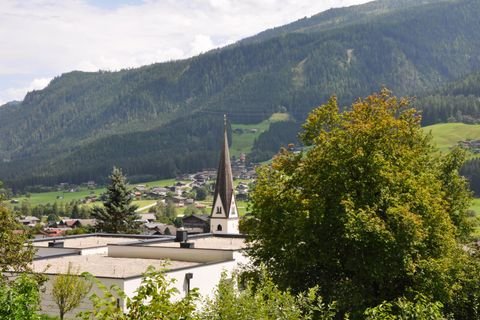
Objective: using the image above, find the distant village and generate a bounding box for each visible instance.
[14,153,256,239]
[458,139,480,153]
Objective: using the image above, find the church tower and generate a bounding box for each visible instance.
[210,115,239,234]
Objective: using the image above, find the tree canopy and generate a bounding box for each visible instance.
[0,206,35,274]
[0,274,42,320]
[244,90,478,318]
[0,181,41,319]
[91,167,140,234]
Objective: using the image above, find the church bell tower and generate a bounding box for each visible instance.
[210,115,239,234]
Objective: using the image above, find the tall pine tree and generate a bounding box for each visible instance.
[92,167,140,234]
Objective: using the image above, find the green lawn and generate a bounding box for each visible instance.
[9,178,181,207]
[230,112,290,157]
[423,123,480,153]
[133,178,178,188]
[12,188,106,207]
[237,200,249,216]
[135,200,158,212]
[470,198,480,214]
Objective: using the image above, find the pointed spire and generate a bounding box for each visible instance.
[212,115,235,217]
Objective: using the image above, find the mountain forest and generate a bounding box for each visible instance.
[2,0,480,190]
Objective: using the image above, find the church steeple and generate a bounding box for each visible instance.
[210,115,239,234]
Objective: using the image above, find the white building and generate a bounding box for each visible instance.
[28,233,247,318]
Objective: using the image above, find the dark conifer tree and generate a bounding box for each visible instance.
[71,204,80,219]
[92,167,140,234]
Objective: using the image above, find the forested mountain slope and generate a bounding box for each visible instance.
[1,0,480,189]
[418,72,480,126]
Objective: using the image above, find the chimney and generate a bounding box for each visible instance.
[48,240,64,248]
[176,228,188,242]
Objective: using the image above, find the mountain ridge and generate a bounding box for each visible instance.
[239,0,448,45]
[1,0,479,189]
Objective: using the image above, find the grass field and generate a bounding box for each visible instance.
[230,112,290,157]
[12,188,106,207]
[9,177,181,207]
[185,199,249,216]
[470,198,480,214]
[423,123,480,153]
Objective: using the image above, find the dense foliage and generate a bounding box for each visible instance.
[0,274,42,320]
[200,270,337,320]
[74,261,453,319]
[91,167,140,234]
[78,265,198,320]
[363,295,445,320]
[244,90,479,318]
[0,187,43,319]
[12,200,90,220]
[249,121,300,163]
[2,0,480,188]
[0,205,35,274]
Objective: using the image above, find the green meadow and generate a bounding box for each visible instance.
[230,112,290,157]
[12,188,106,207]
[10,177,179,208]
[423,123,480,154]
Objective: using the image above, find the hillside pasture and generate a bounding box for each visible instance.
[423,123,480,153]
[230,112,290,157]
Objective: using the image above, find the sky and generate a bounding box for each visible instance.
[0,0,371,105]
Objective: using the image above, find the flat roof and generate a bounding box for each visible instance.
[146,236,245,250]
[33,236,146,249]
[31,255,200,278]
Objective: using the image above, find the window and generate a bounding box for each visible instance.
[216,206,222,214]
[217,224,223,231]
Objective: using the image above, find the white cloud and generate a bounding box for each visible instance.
[0,77,52,106]
[0,0,371,104]
[190,35,216,56]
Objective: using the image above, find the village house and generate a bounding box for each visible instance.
[143,222,177,235]
[182,214,210,233]
[55,219,96,229]
[17,215,41,227]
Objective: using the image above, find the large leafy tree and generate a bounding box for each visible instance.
[0,180,41,319]
[0,206,35,274]
[92,167,140,234]
[200,269,337,320]
[244,90,478,318]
